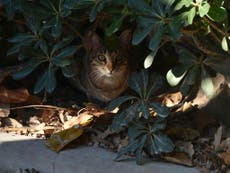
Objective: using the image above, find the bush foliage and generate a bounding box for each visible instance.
[0,0,230,164]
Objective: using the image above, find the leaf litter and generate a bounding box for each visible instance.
[0,67,230,172]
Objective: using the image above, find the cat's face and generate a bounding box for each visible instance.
[90,50,128,77]
[84,30,131,78]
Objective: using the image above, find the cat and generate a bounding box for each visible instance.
[72,29,132,102]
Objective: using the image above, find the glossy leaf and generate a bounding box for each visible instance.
[106,14,125,36]
[8,33,34,43]
[108,95,137,111]
[110,102,140,130]
[13,58,43,80]
[34,70,47,94]
[187,7,196,24]
[53,46,77,60]
[45,65,56,93]
[208,6,227,22]
[140,101,150,119]
[135,135,147,165]
[149,102,169,118]
[115,139,140,161]
[149,24,164,51]
[153,133,174,153]
[198,2,210,17]
[61,65,74,78]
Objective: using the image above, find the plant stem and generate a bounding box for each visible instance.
[62,20,84,40]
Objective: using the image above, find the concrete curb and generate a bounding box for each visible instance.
[0,132,201,173]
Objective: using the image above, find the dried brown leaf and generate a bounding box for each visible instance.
[162,92,183,107]
[221,152,230,165]
[0,87,30,104]
[177,141,195,159]
[163,152,193,167]
[2,117,23,128]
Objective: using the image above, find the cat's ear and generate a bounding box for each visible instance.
[84,31,103,51]
[119,29,132,50]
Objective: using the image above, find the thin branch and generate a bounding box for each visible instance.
[62,20,84,40]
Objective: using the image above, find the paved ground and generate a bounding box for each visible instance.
[0,132,201,173]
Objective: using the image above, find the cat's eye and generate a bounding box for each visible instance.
[97,55,106,62]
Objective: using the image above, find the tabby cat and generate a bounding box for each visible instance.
[73,30,131,102]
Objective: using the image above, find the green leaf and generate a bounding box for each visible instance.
[39,39,48,55]
[187,7,196,24]
[53,46,77,60]
[149,24,164,51]
[128,0,156,16]
[175,0,193,10]
[198,2,210,17]
[204,57,230,76]
[105,14,125,36]
[51,37,73,56]
[146,73,164,98]
[45,65,56,93]
[153,133,174,153]
[152,120,166,132]
[115,139,140,161]
[140,101,150,119]
[34,70,47,94]
[149,102,169,118]
[8,33,34,43]
[207,6,227,22]
[221,36,228,51]
[135,135,147,165]
[128,72,143,97]
[89,1,107,22]
[110,102,140,130]
[132,17,155,45]
[201,66,214,98]
[12,58,43,80]
[61,65,74,78]
[108,96,137,111]
[53,58,71,67]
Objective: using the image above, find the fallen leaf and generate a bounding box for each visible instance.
[163,152,193,167]
[2,117,23,128]
[221,152,230,165]
[45,125,84,152]
[213,126,223,151]
[177,141,195,159]
[63,113,93,129]
[221,137,230,149]
[162,92,183,107]
[0,87,29,104]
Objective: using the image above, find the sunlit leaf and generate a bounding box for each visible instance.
[198,2,210,17]
[45,126,84,152]
[144,49,158,69]
[201,66,215,98]
[221,36,228,51]
[166,68,187,87]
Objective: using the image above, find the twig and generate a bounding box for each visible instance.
[2,104,69,111]
[62,20,84,40]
